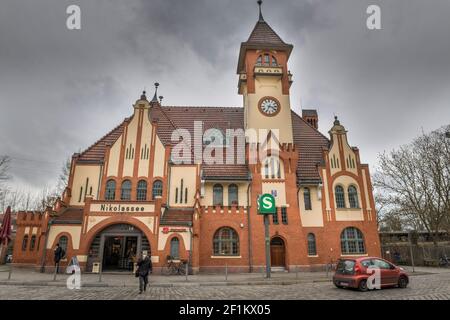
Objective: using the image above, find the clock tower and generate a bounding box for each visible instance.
[238,0,294,144]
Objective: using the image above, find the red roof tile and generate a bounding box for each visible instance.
[160,208,193,226]
[53,208,83,224]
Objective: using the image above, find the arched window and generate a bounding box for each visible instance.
[105,179,116,200]
[213,184,223,206]
[307,233,317,256]
[121,180,132,200]
[152,180,163,199]
[264,54,270,65]
[335,185,346,208]
[59,236,68,253]
[30,235,36,251]
[228,184,239,206]
[263,157,281,179]
[170,237,180,259]
[213,227,239,256]
[348,185,359,208]
[137,180,147,201]
[304,187,312,210]
[22,235,28,251]
[341,227,366,254]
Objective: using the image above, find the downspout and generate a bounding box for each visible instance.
[40,218,54,273]
[246,183,253,273]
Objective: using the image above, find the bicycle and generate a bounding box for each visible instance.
[161,256,187,275]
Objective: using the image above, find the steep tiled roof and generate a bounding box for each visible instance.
[247,21,287,46]
[291,111,330,185]
[152,106,249,180]
[160,208,193,226]
[302,109,318,117]
[77,119,129,163]
[53,208,83,224]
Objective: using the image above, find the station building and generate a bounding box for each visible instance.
[12,4,380,273]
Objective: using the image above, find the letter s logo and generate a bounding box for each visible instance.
[262,197,272,209]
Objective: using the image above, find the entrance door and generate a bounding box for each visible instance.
[102,236,138,271]
[270,237,285,267]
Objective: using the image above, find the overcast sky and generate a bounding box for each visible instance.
[1,0,449,195]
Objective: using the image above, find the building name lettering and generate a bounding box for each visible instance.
[100,204,146,212]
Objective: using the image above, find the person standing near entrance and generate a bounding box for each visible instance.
[54,243,63,273]
[136,250,152,294]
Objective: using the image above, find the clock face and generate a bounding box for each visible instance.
[259,97,280,117]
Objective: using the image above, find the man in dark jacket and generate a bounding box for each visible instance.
[54,243,63,273]
[136,250,152,294]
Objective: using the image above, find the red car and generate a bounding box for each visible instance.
[333,257,409,291]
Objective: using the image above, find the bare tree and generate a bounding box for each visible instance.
[56,157,71,195]
[374,125,450,245]
[0,155,10,182]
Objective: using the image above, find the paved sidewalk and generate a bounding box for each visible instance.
[0,265,446,288]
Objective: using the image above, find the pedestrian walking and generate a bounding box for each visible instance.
[54,243,64,273]
[136,250,152,294]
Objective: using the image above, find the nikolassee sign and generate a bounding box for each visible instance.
[258,193,276,215]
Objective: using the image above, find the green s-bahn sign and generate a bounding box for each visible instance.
[257,193,276,215]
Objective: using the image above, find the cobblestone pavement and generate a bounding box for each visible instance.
[0,271,450,300]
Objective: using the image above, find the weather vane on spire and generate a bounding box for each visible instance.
[151,82,160,103]
[257,0,264,22]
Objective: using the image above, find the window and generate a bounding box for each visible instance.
[213,184,223,206]
[272,209,279,224]
[105,180,116,200]
[341,227,366,254]
[228,184,239,205]
[372,259,392,270]
[30,235,36,251]
[121,180,132,200]
[335,185,346,208]
[170,237,180,259]
[304,187,312,210]
[22,235,28,251]
[264,54,270,65]
[136,180,147,201]
[348,185,359,208]
[59,236,68,253]
[213,227,239,256]
[256,55,262,65]
[281,207,288,224]
[307,233,317,256]
[263,157,281,179]
[203,128,226,146]
[271,55,278,66]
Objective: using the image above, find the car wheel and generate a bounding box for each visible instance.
[358,279,368,292]
[334,282,343,289]
[398,276,408,288]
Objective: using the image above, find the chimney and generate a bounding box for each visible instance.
[302,109,318,129]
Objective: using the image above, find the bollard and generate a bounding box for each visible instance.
[225,263,228,281]
[8,268,12,280]
[53,265,58,281]
[185,262,188,281]
[98,263,102,283]
[296,265,298,279]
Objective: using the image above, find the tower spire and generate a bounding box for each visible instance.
[257,0,264,22]
[151,82,159,103]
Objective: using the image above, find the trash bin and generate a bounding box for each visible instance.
[92,262,100,273]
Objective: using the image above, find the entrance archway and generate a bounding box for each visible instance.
[87,224,150,272]
[270,237,285,268]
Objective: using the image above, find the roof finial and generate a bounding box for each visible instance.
[140,89,147,100]
[159,96,163,105]
[151,82,159,103]
[257,0,264,22]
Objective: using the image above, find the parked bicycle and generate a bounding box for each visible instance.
[161,255,187,275]
[439,254,449,267]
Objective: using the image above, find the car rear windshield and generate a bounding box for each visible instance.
[336,260,355,275]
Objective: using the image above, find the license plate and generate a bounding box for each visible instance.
[340,282,349,286]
